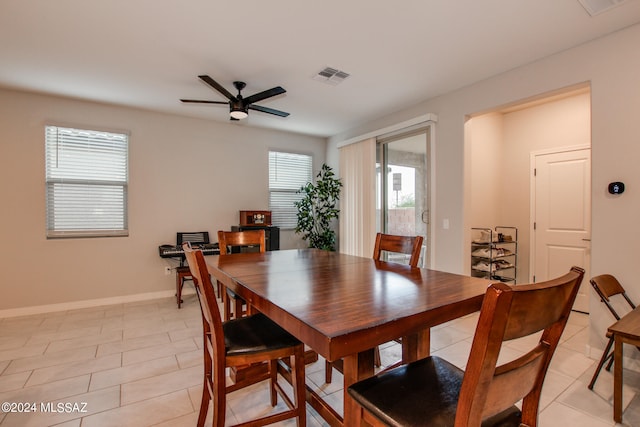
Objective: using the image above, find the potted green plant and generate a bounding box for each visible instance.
[294,163,342,251]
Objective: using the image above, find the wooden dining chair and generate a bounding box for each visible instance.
[372,232,424,268]
[182,243,306,427]
[325,232,425,383]
[218,229,266,321]
[588,274,639,390]
[348,266,584,427]
[175,231,210,308]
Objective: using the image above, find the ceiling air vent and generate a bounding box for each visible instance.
[578,0,629,16]
[313,67,350,85]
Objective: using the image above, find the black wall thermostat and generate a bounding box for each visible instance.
[608,182,625,194]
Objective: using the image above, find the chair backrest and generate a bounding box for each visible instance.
[182,243,226,366]
[590,274,636,321]
[372,233,424,267]
[218,229,266,255]
[177,231,210,245]
[455,266,584,426]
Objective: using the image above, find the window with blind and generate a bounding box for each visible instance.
[45,125,129,238]
[268,151,312,228]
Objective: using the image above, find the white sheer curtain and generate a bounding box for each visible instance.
[339,138,377,257]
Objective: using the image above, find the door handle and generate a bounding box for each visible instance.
[582,238,591,242]
[421,210,429,224]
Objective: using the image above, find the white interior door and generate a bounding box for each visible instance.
[532,147,591,312]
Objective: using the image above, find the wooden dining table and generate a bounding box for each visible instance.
[206,248,491,426]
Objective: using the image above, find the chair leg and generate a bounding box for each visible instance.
[588,335,615,390]
[223,289,232,321]
[176,270,182,308]
[199,330,213,427]
[197,383,210,427]
[269,359,278,406]
[176,268,193,309]
[325,360,333,383]
[212,387,226,427]
[374,346,381,367]
[234,298,243,320]
[293,346,307,427]
[605,350,615,372]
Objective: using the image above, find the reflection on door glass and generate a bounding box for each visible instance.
[387,164,416,235]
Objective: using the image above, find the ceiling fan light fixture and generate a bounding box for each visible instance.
[182,75,289,120]
[230,108,248,120]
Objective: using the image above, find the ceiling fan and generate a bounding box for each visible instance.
[180,75,290,120]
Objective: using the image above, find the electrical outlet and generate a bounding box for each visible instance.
[164,266,172,276]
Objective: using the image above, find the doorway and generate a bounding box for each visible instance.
[376,127,431,267]
[465,85,591,307]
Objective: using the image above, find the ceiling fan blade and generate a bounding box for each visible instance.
[180,99,228,105]
[243,86,286,105]
[248,104,290,117]
[198,75,236,101]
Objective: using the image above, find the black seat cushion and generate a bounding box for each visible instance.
[347,356,522,427]
[224,312,301,356]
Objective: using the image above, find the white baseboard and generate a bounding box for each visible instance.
[0,288,197,319]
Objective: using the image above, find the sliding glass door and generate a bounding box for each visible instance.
[376,128,430,267]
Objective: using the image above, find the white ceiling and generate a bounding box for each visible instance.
[2,0,640,138]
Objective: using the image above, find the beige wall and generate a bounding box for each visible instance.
[328,23,640,361]
[0,89,326,313]
[466,112,504,232]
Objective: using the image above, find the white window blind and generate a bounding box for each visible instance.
[45,125,129,238]
[269,151,312,228]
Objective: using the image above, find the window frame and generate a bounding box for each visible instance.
[44,124,130,239]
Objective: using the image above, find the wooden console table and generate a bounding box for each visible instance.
[609,305,640,423]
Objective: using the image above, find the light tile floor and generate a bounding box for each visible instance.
[1,293,640,426]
